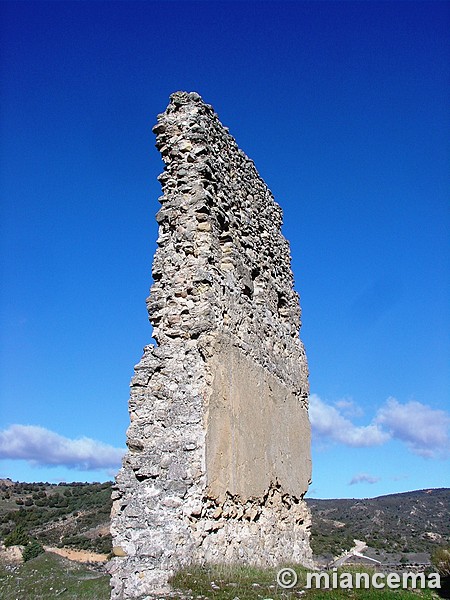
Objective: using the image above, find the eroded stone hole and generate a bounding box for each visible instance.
[242,282,253,299]
[219,234,233,244]
[217,211,230,233]
[251,267,260,280]
[277,292,288,318]
[194,205,210,220]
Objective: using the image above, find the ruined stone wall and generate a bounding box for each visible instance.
[109,92,312,599]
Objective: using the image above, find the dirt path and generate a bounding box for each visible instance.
[351,539,368,554]
[45,546,108,563]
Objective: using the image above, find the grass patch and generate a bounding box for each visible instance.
[170,564,441,600]
[0,555,442,599]
[171,563,299,599]
[0,551,110,600]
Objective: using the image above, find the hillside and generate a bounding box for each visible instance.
[1,480,449,562]
[306,488,450,559]
[0,479,112,555]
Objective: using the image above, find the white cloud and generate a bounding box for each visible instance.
[349,473,380,486]
[309,394,389,447]
[334,398,364,418]
[0,424,126,471]
[310,394,450,460]
[375,397,450,459]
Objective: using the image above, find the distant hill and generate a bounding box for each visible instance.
[306,488,450,558]
[1,480,448,562]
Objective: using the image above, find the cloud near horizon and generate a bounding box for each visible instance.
[0,424,126,471]
[349,473,381,486]
[376,397,450,459]
[310,394,450,459]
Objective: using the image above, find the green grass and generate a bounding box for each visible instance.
[171,563,285,599]
[170,564,442,600]
[0,551,110,600]
[0,555,443,600]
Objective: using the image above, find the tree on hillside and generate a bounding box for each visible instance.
[4,524,29,547]
[22,539,45,562]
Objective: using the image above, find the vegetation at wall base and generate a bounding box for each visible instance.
[432,548,450,578]
[170,563,443,599]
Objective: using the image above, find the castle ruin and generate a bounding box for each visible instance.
[109,91,312,598]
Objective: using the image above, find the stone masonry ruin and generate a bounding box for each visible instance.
[109,91,313,598]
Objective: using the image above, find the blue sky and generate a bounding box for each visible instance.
[0,1,448,499]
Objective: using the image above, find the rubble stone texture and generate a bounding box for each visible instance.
[109,91,313,599]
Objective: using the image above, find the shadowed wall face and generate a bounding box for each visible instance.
[206,339,311,502]
[109,92,312,600]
